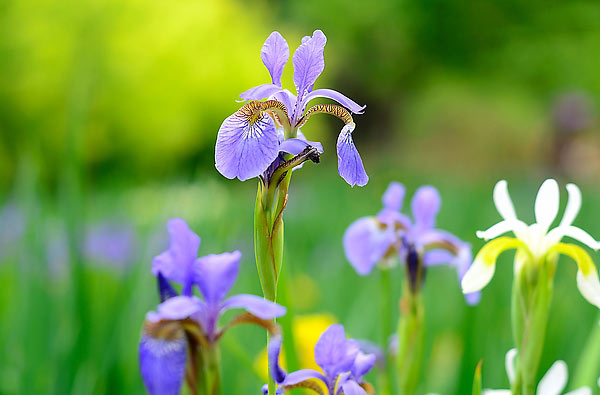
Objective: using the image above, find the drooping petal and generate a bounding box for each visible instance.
[382,182,405,212]
[461,237,527,294]
[281,369,327,387]
[240,84,284,101]
[548,243,600,308]
[336,123,368,187]
[261,31,289,86]
[293,30,327,99]
[343,217,396,275]
[493,180,518,220]
[139,321,188,395]
[220,294,286,319]
[505,348,517,384]
[545,225,600,251]
[537,360,567,395]
[302,88,366,114]
[152,218,200,287]
[535,179,560,232]
[560,183,582,227]
[314,324,359,378]
[147,296,204,322]
[215,111,280,181]
[267,334,287,384]
[341,380,368,395]
[194,251,242,305]
[411,185,441,233]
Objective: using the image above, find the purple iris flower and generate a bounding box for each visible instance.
[268,324,376,395]
[343,182,480,304]
[139,218,286,395]
[215,30,368,187]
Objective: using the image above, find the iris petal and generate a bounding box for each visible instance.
[302,88,366,114]
[560,183,582,227]
[261,31,289,87]
[535,179,560,232]
[292,30,327,99]
[152,218,200,287]
[493,180,518,220]
[382,182,405,211]
[343,217,396,275]
[240,84,284,101]
[411,186,441,231]
[336,123,368,187]
[139,322,188,395]
[215,112,280,181]
[537,360,568,395]
[194,251,241,305]
[220,294,286,319]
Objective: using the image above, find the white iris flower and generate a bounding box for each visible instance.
[462,179,600,308]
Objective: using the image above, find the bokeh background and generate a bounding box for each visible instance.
[1,0,600,393]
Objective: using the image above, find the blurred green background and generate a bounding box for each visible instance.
[1,0,600,393]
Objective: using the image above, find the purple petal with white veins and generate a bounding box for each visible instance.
[337,124,368,187]
[343,217,396,275]
[382,182,405,211]
[220,294,286,319]
[139,326,187,395]
[293,30,327,99]
[268,335,287,383]
[314,324,359,378]
[352,351,376,380]
[239,84,283,101]
[282,369,327,387]
[152,218,200,286]
[215,112,280,181]
[302,88,366,114]
[342,380,368,395]
[411,186,440,231]
[194,251,241,304]
[261,32,289,86]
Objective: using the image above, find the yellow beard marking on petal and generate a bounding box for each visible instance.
[237,100,289,126]
[296,103,354,128]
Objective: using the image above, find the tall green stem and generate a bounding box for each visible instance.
[199,344,223,395]
[379,268,395,395]
[511,258,553,395]
[397,281,425,395]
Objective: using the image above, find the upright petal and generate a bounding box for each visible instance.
[261,32,289,87]
[382,182,405,212]
[314,324,359,378]
[293,30,327,99]
[537,360,567,395]
[302,88,366,114]
[493,180,518,220]
[215,111,280,181]
[535,179,560,232]
[336,123,368,187]
[560,183,582,227]
[351,352,376,380]
[220,294,286,319]
[343,217,396,275]
[194,251,242,305]
[139,321,188,395]
[505,348,517,384]
[411,186,441,232]
[152,218,200,286]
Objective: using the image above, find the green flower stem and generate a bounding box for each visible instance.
[279,266,301,372]
[200,344,223,395]
[511,258,554,395]
[573,312,600,388]
[397,281,425,395]
[379,268,395,395]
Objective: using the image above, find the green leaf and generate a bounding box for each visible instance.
[472,360,482,395]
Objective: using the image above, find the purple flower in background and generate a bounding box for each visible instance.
[139,218,286,395]
[344,182,480,304]
[268,324,376,395]
[83,222,137,267]
[215,30,368,187]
